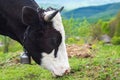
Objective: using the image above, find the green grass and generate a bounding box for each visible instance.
[0,44,120,80]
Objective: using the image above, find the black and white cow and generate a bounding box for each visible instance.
[0,0,70,76]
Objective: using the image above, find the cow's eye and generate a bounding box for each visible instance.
[50,38,57,46]
[46,38,56,45]
[49,37,61,47]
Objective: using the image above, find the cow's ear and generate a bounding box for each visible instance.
[22,6,39,25]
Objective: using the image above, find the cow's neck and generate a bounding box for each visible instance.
[0,0,39,20]
[0,0,39,44]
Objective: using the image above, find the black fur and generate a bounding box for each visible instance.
[0,0,62,64]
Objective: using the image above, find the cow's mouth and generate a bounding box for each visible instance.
[51,68,71,77]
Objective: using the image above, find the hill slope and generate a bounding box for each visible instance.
[63,2,120,22]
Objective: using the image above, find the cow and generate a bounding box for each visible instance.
[0,0,70,77]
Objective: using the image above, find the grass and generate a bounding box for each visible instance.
[0,44,120,80]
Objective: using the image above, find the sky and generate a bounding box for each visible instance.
[35,0,120,10]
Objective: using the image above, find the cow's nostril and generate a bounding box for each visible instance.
[64,69,71,74]
[52,68,71,77]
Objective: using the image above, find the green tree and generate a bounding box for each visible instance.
[114,12,120,37]
[101,22,109,34]
[90,19,103,40]
[3,36,11,53]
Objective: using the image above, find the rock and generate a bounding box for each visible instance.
[100,34,111,43]
[0,42,3,47]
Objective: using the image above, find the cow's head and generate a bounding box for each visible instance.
[22,6,70,76]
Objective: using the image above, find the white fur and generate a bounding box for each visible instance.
[41,11,70,76]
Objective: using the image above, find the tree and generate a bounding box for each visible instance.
[3,36,10,53]
[114,12,120,37]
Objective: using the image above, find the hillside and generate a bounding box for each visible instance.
[63,2,120,23]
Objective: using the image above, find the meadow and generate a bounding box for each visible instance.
[0,43,120,80]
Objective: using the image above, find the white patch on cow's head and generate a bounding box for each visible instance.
[40,10,70,76]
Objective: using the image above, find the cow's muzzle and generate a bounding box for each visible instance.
[52,68,71,77]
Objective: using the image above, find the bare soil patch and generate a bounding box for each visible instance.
[67,44,94,58]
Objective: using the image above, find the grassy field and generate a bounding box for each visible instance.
[0,44,120,80]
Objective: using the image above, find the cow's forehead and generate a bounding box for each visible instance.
[44,10,63,33]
